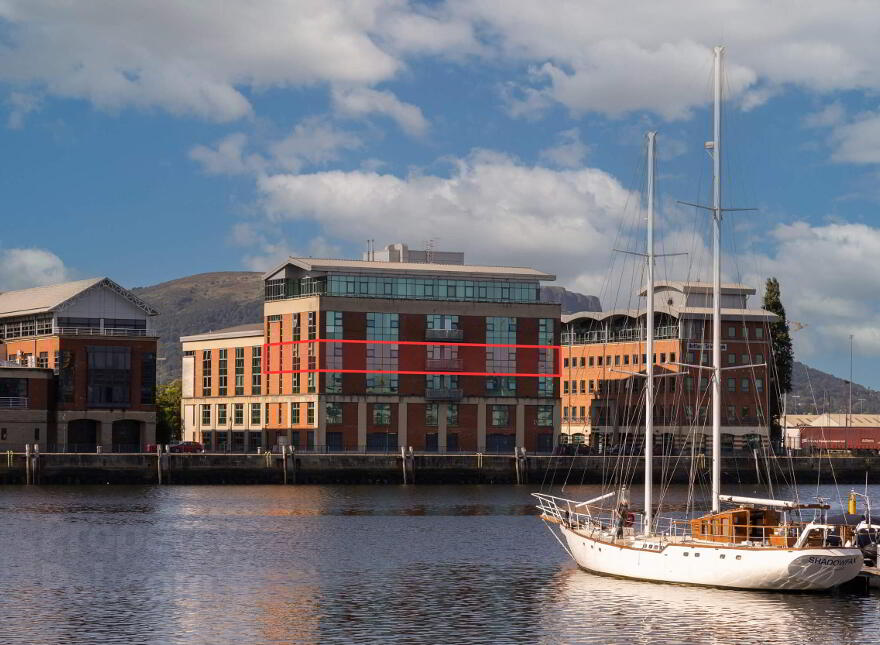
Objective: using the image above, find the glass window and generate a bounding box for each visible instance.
[251,403,261,425]
[425,403,439,426]
[251,346,261,394]
[755,327,764,339]
[728,326,736,338]
[307,402,315,425]
[217,404,227,425]
[233,403,244,425]
[486,317,516,396]
[201,404,211,426]
[326,402,343,425]
[536,405,553,426]
[447,404,459,426]
[218,349,227,396]
[491,405,511,427]
[367,313,399,394]
[741,378,750,392]
[727,377,736,392]
[291,403,300,424]
[141,352,156,404]
[373,403,391,426]
[756,378,764,393]
[202,350,212,396]
[87,346,131,407]
[234,347,245,395]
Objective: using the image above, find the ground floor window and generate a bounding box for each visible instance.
[447,433,459,452]
[367,432,397,451]
[487,433,515,453]
[537,433,553,453]
[327,431,343,451]
[425,433,438,452]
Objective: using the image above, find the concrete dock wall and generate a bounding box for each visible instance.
[1,452,880,485]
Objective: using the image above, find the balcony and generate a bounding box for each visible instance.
[425,388,464,401]
[425,358,463,371]
[425,328,464,342]
[53,326,159,338]
[0,397,28,409]
[562,324,679,346]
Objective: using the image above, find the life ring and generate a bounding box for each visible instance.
[624,512,635,527]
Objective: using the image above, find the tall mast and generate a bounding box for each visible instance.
[711,46,723,513]
[645,131,656,533]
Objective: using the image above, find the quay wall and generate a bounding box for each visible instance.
[1,453,880,485]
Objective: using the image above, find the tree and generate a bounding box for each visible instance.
[156,380,182,443]
[763,277,794,448]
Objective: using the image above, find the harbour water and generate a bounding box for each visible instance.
[0,484,878,644]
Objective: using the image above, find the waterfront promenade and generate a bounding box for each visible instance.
[2,450,878,485]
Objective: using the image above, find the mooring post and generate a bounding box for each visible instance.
[514,447,521,485]
[25,444,31,485]
[33,444,40,485]
[156,444,163,485]
[408,446,415,485]
[401,446,408,484]
[281,445,288,485]
[289,446,296,484]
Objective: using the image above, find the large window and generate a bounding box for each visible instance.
[486,317,516,396]
[426,314,459,330]
[291,403,300,424]
[233,403,244,425]
[218,349,228,396]
[538,318,555,398]
[425,403,439,426]
[251,403,261,425]
[201,404,211,426]
[234,347,245,395]
[447,404,459,426]
[86,346,131,407]
[326,275,539,303]
[141,352,156,404]
[491,405,511,427]
[325,311,343,393]
[251,346,261,394]
[217,404,227,425]
[366,313,398,393]
[372,403,391,426]
[326,402,343,425]
[57,350,75,403]
[202,350,212,396]
[537,405,554,427]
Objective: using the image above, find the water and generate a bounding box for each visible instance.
[0,484,878,644]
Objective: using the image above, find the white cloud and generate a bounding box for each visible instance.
[539,128,588,168]
[189,118,362,175]
[241,235,344,272]
[0,247,69,289]
[829,112,880,164]
[332,86,428,136]
[256,149,636,295]
[6,91,42,129]
[0,0,410,121]
[451,1,880,120]
[803,102,846,129]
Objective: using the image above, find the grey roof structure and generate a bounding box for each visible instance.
[637,281,756,296]
[263,257,555,281]
[0,277,158,318]
[562,306,778,324]
[181,322,264,343]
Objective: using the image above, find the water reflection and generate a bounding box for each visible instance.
[0,484,876,644]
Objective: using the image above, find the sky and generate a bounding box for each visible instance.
[1,1,880,391]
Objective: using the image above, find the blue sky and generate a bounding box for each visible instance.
[1,1,880,391]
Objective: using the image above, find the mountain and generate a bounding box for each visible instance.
[132,272,263,383]
[540,286,601,314]
[133,271,592,382]
[790,360,880,415]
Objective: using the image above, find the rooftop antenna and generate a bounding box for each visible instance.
[425,238,436,264]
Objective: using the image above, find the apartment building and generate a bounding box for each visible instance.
[0,277,159,450]
[181,245,561,453]
[561,281,776,452]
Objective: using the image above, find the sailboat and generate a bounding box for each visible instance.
[534,47,863,591]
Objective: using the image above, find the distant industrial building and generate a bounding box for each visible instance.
[181,244,561,453]
[0,277,159,451]
[560,281,777,452]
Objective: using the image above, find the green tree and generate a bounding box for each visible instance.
[763,277,793,448]
[156,379,182,443]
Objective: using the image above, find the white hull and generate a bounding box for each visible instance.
[562,526,863,591]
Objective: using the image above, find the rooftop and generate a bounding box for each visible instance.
[637,281,757,297]
[181,322,263,343]
[264,256,555,281]
[0,277,158,318]
[783,413,880,428]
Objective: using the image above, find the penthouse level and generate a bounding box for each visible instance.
[181,244,562,455]
[561,281,778,452]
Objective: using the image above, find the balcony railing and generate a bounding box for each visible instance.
[0,397,28,409]
[425,358,463,371]
[562,324,679,346]
[425,388,464,401]
[53,326,158,337]
[425,328,464,342]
